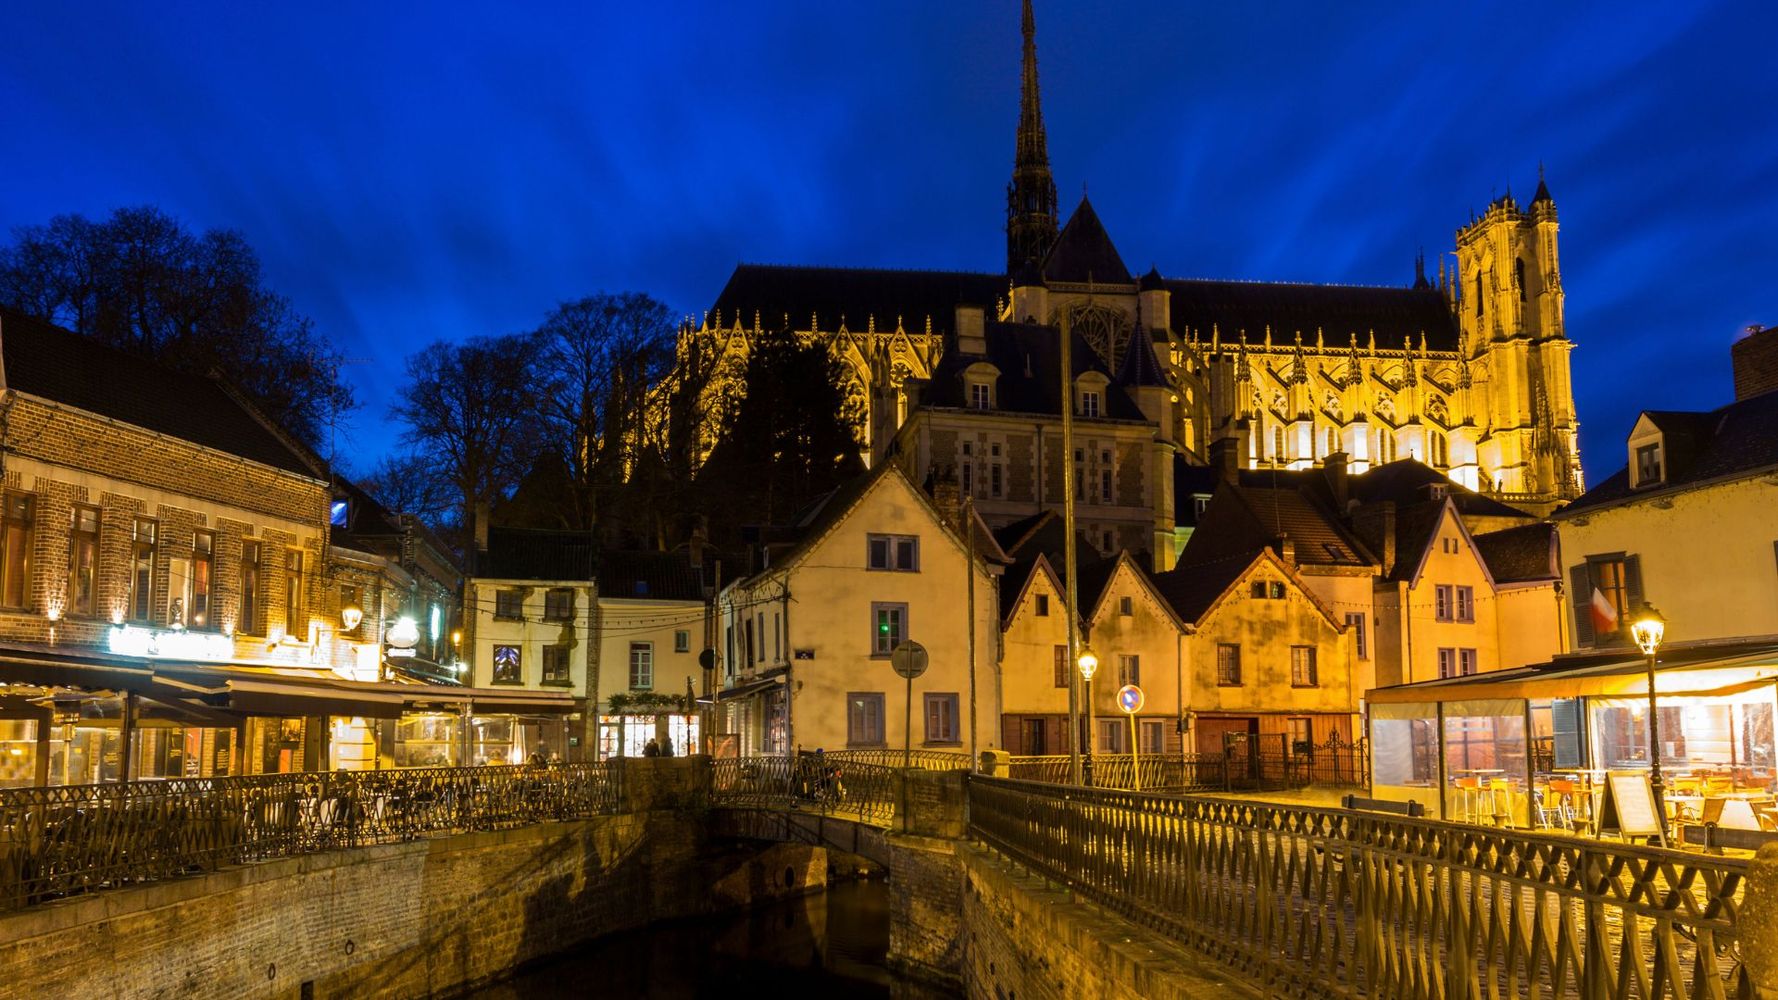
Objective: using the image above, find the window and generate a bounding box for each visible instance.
[1035,594,1050,617]
[129,518,156,623]
[284,549,306,639]
[1291,646,1318,687]
[1636,444,1662,486]
[848,693,886,746]
[1270,581,1285,600]
[674,629,690,653]
[1194,496,1212,517]
[240,540,261,634]
[0,494,31,610]
[492,644,522,684]
[1434,584,1454,622]
[924,693,960,744]
[1437,647,1455,679]
[542,646,572,686]
[1459,648,1478,676]
[990,460,1003,499]
[1288,718,1313,755]
[871,603,907,656]
[543,588,575,622]
[339,584,362,637]
[1583,557,1633,641]
[1324,427,1337,456]
[1345,613,1368,660]
[1455,586,1475,623]
[1515,258,1526,302]
[1117,654,1140,687]
[329,499,349,527]
[189,530,213,628]
[1216,644,1242,686]
[1140,719,1166,754]
[1273,426,1286,464]
[67,505,99,617]
[1100,467,1113,504]
[494,589,524,620]
[1099,720,1125,753]
[1250,580,1267,599]
[1081,390,1101,418]
[970,382,990,410]
[629,642,654,689]
[1053,645,1069,688]
[1119,596,1133,616]
[1101,530,1114,552]
[868,534,919,571]
[1430,432,1448,468]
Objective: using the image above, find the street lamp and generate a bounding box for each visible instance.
[1078,645,1099,786]
[1630,603,1668,843]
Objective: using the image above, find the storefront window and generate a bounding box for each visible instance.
[0,719,36,787]
[1442,700,1529,827]
[471,716,518,766]
[1591,693,1777,827]
[328,717,376,770]
[1370,704,1439,814]
[395,713,460,768]
[246,717,310,774]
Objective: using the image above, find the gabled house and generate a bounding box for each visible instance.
[1153,547,1357,753]
[714,463,1001,758]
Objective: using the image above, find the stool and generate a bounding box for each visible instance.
[1452,776,1483,823]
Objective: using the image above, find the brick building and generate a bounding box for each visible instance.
[0,307,569,786]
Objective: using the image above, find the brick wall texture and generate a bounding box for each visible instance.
[1732,325,1778,402]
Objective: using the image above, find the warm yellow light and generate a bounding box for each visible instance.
[1631,604,1666,656]
[340,604,364,631]
[1077,646,1099,681]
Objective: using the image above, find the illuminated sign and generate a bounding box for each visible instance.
[386,648,418,659]
[387,617,420,650]
[108,625,235,660]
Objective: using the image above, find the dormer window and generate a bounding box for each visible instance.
[970,383,990,410]
[1635,443,1662,486]
[1081,390,1101,417]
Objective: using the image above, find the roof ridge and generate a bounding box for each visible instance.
[734,262,1001,279]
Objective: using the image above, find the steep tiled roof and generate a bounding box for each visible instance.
[330,475,404,549]
[1197,483,1374,569]
[708,264,1004,336]
[1164,280,1461,352]
[1475,523,1559,583]
[1385,500,1451,583]
[479,527,597,582]
[1349,459,1534,521]
[1115,330,1170,388]
[597,550,705,601]
[0,305,322,478]
[994,511,1115,618]
[1151,551,1256,624]
[1558,390,1778,516]
[1042,197,1131,285]
[921,322,1146,421]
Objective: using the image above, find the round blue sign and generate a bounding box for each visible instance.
[1116,684,1145,714]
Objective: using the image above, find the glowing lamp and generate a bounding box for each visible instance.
[1631,604,1666,656]
[1077,646,1099,682]
[388,617,421,650]
[340,604,364,631]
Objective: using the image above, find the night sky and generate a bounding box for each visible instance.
[3,2,1775,485]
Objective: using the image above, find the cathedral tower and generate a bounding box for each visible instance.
[1454,171,1583,506]
[1006,0,1059,275]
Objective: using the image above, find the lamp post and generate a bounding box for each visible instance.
[1630,603,1667,844]
[1078,645,1099,787]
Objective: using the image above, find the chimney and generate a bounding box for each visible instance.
[930,470,963,530]
[1324,450,1350,510]
[1349,500,1396,578]
[1731,324,1778,401]
[956,304,988,356]
[1273,534,1296,566]
[1208,436,1241,486]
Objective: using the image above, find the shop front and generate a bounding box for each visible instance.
[1368,642,1778,836]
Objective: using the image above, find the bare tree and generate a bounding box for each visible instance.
[357,450,457,532]
[391,333,544,567]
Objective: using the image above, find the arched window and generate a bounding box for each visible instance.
[1325,428,1337,456]
[1515,258,1526,302]
[1475,272,1484,316]
[1274,427,1286,464]
[1431,432,1448,468]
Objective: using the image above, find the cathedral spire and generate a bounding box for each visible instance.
[1007,0,1059,275]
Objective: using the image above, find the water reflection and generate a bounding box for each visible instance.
[472,879,954,999]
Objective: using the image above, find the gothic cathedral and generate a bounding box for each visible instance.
[687,0,1583,563]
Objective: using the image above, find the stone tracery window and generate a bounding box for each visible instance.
[1067,303,1128,370]
[1427,394,1449,425]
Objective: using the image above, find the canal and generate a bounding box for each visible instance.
[467,878,957,999]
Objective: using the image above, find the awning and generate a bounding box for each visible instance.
[0,644,157,693]
[711,677,783,702]
[1368,641,1778,706]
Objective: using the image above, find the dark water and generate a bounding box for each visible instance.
[468,879,957,1000]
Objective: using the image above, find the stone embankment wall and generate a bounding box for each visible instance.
[0,758,823,1000]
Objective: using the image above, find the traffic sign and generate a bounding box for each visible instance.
[1116,684,1145,715]
[891,641,929,679]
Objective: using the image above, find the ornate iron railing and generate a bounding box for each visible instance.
[710,755,899,826]
[1008,753,1229,792]
[824,748,972,771]
[0,762,622,911]
[968,776,1751,999]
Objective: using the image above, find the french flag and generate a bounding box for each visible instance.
[1590,587,1620,636]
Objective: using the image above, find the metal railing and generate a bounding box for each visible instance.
[823,748,972,771]
[0,762,622,911]
[710,755,899,826]
[1009,753,1229,792]
[1225,733,1370,791]
[968,777,1751,999]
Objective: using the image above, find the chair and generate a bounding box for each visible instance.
[1452,776,1482,823]
[1488,778,1517,827]
[1542,778,1579,830]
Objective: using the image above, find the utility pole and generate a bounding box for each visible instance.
[965,495,978,766]
[1060,313,1083,785]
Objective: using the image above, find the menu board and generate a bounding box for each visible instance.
[1598,771,1663,841]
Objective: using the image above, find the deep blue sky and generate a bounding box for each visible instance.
[3,2,1775,485]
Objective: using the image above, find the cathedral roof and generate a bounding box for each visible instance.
[1138,265,1167,292]
[1163,280,1461,352]
[1114,329,1171,388]
[921,321,1147,421]
[1349,459,1533,521]
[708,264,1004,335]
[1043,197,1132,285]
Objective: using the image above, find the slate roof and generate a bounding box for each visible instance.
[1384,499,1452,583]
[479,527,598,582]
[922,322,1147,421]
[994,510,1116,618]
[1349,459,1534,521]
[708,264,1005,335]
[598,550,705,602]
[1164,280,1462,352]
[1557,390,1778,516]
[1042,197,1131,285]
[1150,551,1258,624]
[1180,482,1374,570]
[330,475,404,549]
[1475,522,1559,583]
[1115,330,1170,388]
[0,305,321,478]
